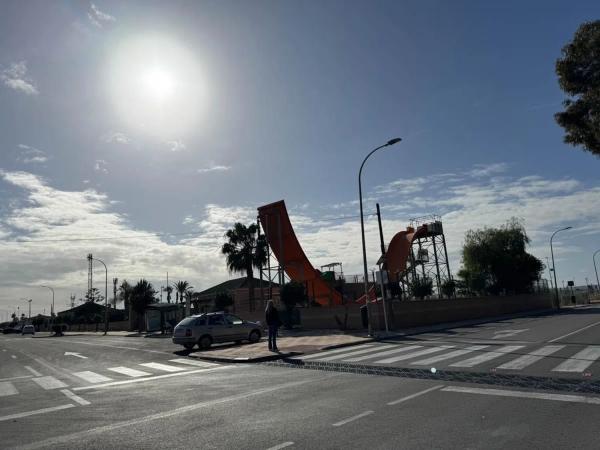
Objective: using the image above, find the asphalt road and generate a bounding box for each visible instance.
[2,306,600,449]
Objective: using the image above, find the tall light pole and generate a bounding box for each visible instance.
[90,256,108,335]
[359,137,402,336]
[550,226,572,309]
[41,285,55,328]
[593,249,600,292]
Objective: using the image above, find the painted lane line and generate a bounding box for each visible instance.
[549,321,600,343]
[0,381,18,397]
[0,404,75,423]
[73,365,236,391]
[0,375,32,382]
[318,345,398,361]
[60,389,90,406]
[64,352,87,359]
[2,349,6,352]
[20,374,336,450]
[32,376,68,390]
[411,345,489,366]
[11,355,17,359]
[343,345,423,362]
[58,339,172,355]
[295,344,375,360]
[266,442,294,450]
[73,371,113,384]
[442,386,600,405]
[497,345,565,370]
[449,345,525,368]
[387,385,445,405]
[375,346,455,364]
[107,367,152,378]
[492,329,529,339]
[139,362,187,372]
[24,366,42,377]
[552,346,600,373]
[332,410,374,427]
[169,358,219,368]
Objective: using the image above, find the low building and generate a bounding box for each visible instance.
[192,277,279,314]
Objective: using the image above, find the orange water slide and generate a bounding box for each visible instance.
[385,225,429,282]
[257,200,343,306]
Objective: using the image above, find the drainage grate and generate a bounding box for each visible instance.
[263,358,600,394]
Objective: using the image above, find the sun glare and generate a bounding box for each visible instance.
[108,35,206,138]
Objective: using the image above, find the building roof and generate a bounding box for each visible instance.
[196,276,278,297]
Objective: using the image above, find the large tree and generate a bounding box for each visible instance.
[221,222,267,311]
[458,218,543,295]
[175,281,192,305]
[130,279,156,331]
[555,20,600,157]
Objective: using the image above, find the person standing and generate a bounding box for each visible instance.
[265,300,280,352]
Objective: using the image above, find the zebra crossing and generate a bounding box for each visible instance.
[291,342,600,375]
[0,358,221,397]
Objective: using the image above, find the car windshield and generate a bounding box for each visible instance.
[177,317,200,327]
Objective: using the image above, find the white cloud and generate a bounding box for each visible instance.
[87,3,116,28]
[94,160,108,173]
[197,165,231,173]
[17,144,48,164]
[1,61,38,95]
[469,162,508,178]
[167,140,186,152]
[102,132,130,144]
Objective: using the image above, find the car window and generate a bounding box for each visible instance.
[194,316,206,326]
[226,314,243,325]
[208,315,225,326]
[178,317,197,326]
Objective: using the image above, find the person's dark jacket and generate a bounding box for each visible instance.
[265,307,280,327]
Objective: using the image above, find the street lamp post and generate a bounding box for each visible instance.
[90,257,108,335]
[41,285,55,328]
[20,298,32,319]
[550,226,572,309]
[359,137,402,336]
[593,249,600,292]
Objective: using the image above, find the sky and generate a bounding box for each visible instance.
[1,0,600,319]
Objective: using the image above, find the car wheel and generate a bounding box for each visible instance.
[183,343,195,350]
[248,330,261,343]
[198,335,212,350]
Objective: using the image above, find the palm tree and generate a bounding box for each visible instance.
[175,281,192,305]
[221,222,267,311]
[119,280,133,322]
[130,279,156,331]
[164,285,173,304]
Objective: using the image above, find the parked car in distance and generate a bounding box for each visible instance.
[21,325,35,335]
[2,327,21,334]
[173,312,261,350]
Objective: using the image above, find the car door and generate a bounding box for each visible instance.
[225,314,246,340]
[207,314,231,342]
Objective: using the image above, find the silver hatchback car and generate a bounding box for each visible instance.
[172,312,262,350]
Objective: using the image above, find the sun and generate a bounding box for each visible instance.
[108,35,206,137]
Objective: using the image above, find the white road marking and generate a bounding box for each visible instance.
[60,389,90,406]
[2,349,6,352]
[295,344,374,360]
[0,381,18,397]
[332,410,374,427]
[552,346,600,372]
[73,365,236,391]
[442,386,600,404]
[549,321,600,343]
[64,352,87,359]
[387,385,445,405]
[318,345,398,361]
[343,345,423,362]
[58,339,171,355]
[0,375,32,382]
[449,345,525,368]
[266,442,294,450]
[497,345,565,370]
[32,376,68,390]
[21,374,334,450]
[411,345,489,366]
[169,358,219,368]
[107,367,152,378]
[73,371,113,383]
[24,366,42,377]
[11,355,17,359]
[0,404,75,423]
[139,362,187,372]
[375,346,455,364]
[492,329,529,339]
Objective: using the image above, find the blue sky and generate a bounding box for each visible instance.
[1,1,600,317]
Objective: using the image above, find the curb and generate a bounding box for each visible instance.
[190,351,302,363]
